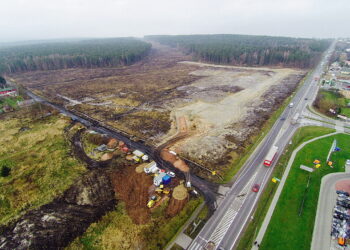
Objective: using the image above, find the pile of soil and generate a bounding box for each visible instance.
[111,166,153,224]
[160,149,189,172]
[0,170,116,249]
[166,184,188,217]
[101,152,114,161]
[107,138,118,149]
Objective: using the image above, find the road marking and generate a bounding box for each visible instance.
[205,172,258,246]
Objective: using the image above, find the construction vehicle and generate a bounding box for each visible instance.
[147,200,155,208]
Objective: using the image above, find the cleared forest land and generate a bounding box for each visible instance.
[11,41,306,179]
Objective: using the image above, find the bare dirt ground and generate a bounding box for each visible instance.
[164,62,305,178]
[11,43,306,178]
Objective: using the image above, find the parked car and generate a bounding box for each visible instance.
[252,184,260,192]
[167,171,175,178]
[337,201,350,209]
[338,193,349,198]
[337,190,349,196]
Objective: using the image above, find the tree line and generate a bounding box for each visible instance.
[0,38,152,74]
[146,34,331,68]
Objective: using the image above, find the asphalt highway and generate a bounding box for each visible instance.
[188,40,337,250]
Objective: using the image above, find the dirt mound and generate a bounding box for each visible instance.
[107,138,118,149]
[101,153,114,161]
[173,159,190,172]
[172,184,188,200]
[161,149,177,162]
[160,149,189,172]
[166,184,188,217]
[0,170,116,249]
[111,167,153,224]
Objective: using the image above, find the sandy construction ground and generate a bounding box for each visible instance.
[163,62,305,177]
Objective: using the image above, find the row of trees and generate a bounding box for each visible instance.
[147,34,331,68]
[0,76,6,88]
[0,38,152,74]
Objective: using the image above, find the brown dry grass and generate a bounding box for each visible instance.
[0,112,86,226]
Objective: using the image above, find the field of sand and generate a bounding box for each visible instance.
[163,62,305,176]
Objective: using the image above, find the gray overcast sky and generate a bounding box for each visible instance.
[0,0,349,42]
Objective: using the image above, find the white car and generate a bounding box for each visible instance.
[167,171,175,178]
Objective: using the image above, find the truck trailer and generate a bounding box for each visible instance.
[264,146,278,167]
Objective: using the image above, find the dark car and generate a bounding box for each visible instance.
[252,184,260,192]
[337,190,349,196]
[337,201,350,209]
[304,97,308,100]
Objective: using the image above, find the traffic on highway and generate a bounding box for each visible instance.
[188,40,337,250]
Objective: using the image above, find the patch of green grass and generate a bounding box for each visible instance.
[341,107,350,117]
[260,133,350,250]
[315,89,350,117]
[0,113,86,226]
[68,198,203,250]
[237,126,335,250]
[0,96,23,110]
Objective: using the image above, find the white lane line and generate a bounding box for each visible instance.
[217,163,274,249]
[207,172,258,246]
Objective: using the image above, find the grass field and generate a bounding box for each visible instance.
[0,112,86,226]
[237,126,336,250]
[67,198,202,250]
[0,96,22,112]
[260,133,350,250]
[315,90,350,117]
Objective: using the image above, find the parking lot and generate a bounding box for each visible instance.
[312,173,350,250]
[331,190,350,248]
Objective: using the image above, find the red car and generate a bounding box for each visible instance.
[252,184,260,192]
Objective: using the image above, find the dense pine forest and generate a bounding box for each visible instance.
[0,38,151,74]
[146,34,331,68]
